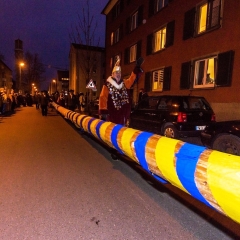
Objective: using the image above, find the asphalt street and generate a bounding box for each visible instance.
[0,106,239,240]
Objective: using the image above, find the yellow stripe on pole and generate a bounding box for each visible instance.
[155,137,188,193]
[207,151,240,223]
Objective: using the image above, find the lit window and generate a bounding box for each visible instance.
[152,69,164,91]
[154,27,166,52]
[111,32,114,45]
[197,0,221,34]
[131,11,138,31]
[194,56,216,88]
[130,44,137,62]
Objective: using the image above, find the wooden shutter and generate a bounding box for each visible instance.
[216,50,234,87]
[165,21,175,47]
[180,61,191,89]
[183,8,195,40]
[163,66,172,91]
[146,33,153,55]
[144,72,152,92]
[136,40,142,59]
[124,48,129,64]
[137,5,144,27]
[126,16,131,34]
[148,0,155,17]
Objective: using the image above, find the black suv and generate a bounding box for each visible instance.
[128,95,215,139]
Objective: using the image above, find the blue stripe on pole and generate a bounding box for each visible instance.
[87,118,95,134]
[96,121,104,141]
[111,124,124,154]
[175,143,212,207]
[134,132,154,172]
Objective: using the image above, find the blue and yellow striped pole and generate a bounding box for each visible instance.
[52,103,240,225]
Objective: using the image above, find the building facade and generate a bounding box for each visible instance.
[0,60,13,93]
[69,43,105,100]
[102,0,240,121]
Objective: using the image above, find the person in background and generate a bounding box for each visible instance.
[79,92,85,113]
[66,90,77,111]
[40,91,49,116]
[99,57,143,125]
[138,88,148,103]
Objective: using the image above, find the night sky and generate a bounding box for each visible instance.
[0,0,108,89]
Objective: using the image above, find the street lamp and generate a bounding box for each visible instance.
[19,62,24,94]
[52,79,56,93]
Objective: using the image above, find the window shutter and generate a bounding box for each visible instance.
[119,24,124,40]
[163,66,172,91]
[148,0,155,17]
[144,72,152,92]
[216,50,234,87]
[112,6,116,20]
[120,0,124,12]
[165,21,175,48]
[137,5,144,27]
[180,61,191,89]
[183,8,195,40]
[124,48,129,64]
[136,40,142,59]
[146,34,153,55]
[126,16,131,34]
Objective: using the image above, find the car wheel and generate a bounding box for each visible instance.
[163,124,179,139]
[213,134,240,156]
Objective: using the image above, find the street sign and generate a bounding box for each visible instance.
[86,79,96,89]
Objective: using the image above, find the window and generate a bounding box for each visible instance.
[124,41,141,64]
[152,69,164,91]
[149,0,169,16]
[115,1,120,17]
[131,11,138,31]
[130,44,137,62]
[193,56,216,88]
[180,50,234,89]
[197,0,221,34]
[156,0,169,12]
[154,27,166,52]
[110,32,114,45]
[114,28,119,43]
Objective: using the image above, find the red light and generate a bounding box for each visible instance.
[211,113,216,121]
[177,112,187,122]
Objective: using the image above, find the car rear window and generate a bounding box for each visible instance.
[138,97,159,109]
[183,97,211,110]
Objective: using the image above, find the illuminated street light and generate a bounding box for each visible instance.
[52,79,57,93]
[19,62,25,94]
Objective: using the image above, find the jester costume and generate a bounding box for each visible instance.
[99,72,137,125]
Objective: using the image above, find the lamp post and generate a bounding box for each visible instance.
[19,62,24,94]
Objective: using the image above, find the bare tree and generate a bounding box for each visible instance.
[24,51,45,93]
[69,0,102,107]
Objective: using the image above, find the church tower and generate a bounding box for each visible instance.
[14,39,24,93]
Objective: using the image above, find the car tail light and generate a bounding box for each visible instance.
[211,113,216,121]
[177,112,187,122]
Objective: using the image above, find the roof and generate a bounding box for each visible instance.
[71,43,105,53]
[101,0,118,15]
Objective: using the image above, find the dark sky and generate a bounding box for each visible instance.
[0,0,108,89]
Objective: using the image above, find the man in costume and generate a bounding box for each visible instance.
[99,57,143,125]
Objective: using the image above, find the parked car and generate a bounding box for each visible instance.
[201,120,240,156]
[128,95,215,139]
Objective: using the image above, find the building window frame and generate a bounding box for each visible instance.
[129,44,137,63]
[153,26,167,52]
[196,0,222,35]
[193,55,217,88]
[152,69,164,91]
[131,11,138,31]
[156,0,169,12]
[114,28,120,44]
